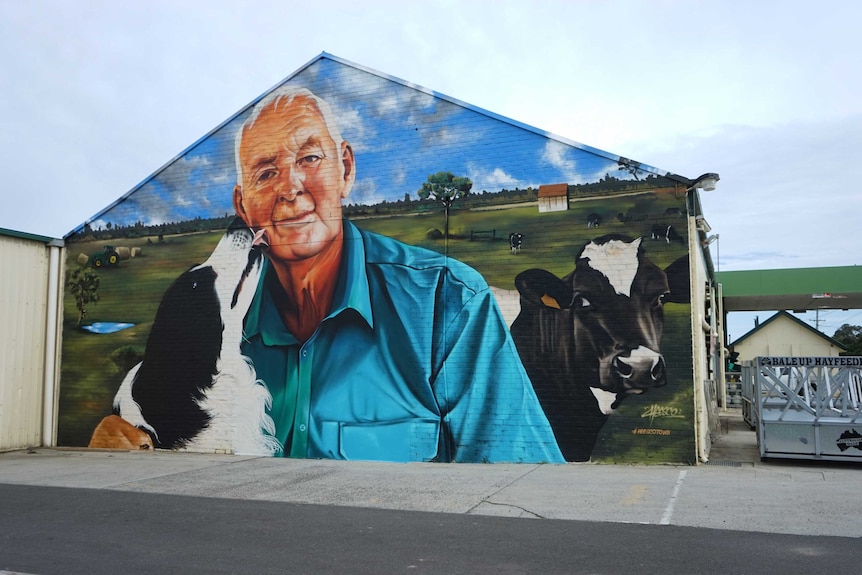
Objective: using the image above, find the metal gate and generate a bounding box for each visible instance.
[746,357,862,461]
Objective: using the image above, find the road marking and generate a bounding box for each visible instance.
[660,470,687,525]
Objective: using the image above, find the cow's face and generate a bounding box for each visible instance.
[513,235,682,416]
[572,237,669,406]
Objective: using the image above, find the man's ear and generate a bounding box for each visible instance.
[233,185,249,223]
[340,141,355,199]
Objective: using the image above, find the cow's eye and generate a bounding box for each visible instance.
[654,294,667,307]
[572,294,592,309]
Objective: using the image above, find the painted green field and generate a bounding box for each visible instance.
[59,190,696,461]
[358,191,689,288]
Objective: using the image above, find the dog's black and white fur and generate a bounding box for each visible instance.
[112,219,281,456]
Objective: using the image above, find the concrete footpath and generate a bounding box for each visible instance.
[1,411,859,538]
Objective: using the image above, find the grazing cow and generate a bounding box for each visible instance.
[616,212,632,223]
[587,213,602,228]
[651,224,683,244]
[509,232,524,254]
[510,235,690,461]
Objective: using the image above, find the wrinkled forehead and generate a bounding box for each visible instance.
[242,98,328,145]
[234,90,345,183]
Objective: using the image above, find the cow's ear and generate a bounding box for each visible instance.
[515,268,572,309]
[663,255,690,304]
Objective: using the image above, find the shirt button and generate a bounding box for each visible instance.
[302,350,308,358]
[299,424,307,432]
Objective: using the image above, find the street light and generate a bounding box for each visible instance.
[688,173,720,192]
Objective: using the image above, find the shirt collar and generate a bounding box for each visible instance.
[244,219,373,346]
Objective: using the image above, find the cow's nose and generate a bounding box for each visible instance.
[613,347,666,389]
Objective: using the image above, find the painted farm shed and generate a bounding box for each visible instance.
[57,53,721,464]
[537,183,569,213]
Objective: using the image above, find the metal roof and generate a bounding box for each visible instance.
[717,266,862,312]
[0,227,63,246]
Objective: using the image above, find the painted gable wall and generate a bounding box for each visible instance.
[59,55,696,463]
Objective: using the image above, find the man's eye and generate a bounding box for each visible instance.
[254,169,277,185]
[297,154,322,168]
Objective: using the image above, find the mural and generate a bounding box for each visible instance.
[60,55,695,463]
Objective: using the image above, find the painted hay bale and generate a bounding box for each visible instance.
[76,253,89,266]
[130,247,142,258]
[116,246,131,260]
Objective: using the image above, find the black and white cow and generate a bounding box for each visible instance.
[509,232,524,254]
[651,224,683,244]
[587,213,602,228]
[510,234,689,461]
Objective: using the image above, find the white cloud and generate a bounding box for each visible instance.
[642,115,862,271]
[541,141,579,183]
[467,163,522,193]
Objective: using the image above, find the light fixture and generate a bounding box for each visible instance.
[702,234,719,247]
[687,172,720,192]
[695,215,712,233]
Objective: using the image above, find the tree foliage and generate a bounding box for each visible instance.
[832,324,862,356]
[418,172,473,240]
[67,266,101,327]
[418,171,473,206]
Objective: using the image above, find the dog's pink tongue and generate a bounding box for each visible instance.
[252,228,269,247]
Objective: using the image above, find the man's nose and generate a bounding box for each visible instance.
[274,165,304,201]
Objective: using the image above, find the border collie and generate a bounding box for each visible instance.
[112,219,281,456]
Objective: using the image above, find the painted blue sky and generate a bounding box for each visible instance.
[85,55,642,230]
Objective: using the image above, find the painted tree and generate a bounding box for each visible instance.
[418,171,472,242]
[67,266,100,327]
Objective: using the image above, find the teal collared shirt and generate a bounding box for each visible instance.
[242,220,563,463]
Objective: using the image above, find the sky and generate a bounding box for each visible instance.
[1,0,860,340]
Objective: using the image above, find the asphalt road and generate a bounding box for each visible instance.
[1,483,858,575]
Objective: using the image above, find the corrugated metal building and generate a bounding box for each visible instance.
[0,228,64,451]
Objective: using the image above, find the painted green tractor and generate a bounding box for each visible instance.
[89,246,120,268]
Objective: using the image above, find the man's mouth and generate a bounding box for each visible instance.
[273,211,315,226]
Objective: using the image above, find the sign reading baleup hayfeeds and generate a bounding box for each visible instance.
[759,357,862,367]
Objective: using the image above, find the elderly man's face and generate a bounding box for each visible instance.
[233,97,354,263]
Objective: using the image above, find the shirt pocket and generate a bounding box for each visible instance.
[325,418,440,462]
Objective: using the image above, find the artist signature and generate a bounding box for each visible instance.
[641,404,685,425]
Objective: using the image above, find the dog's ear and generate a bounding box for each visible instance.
[228,216,250,232]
